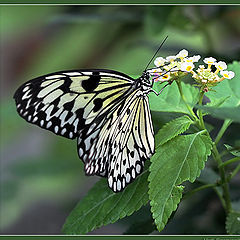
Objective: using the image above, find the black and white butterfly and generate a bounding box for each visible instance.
[13,40,171,192]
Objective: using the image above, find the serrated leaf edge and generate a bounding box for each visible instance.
[156,115,193,147]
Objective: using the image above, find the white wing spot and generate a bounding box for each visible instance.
[117,179,121,191]
[136,164,141,174]
[22,90,32,100]
[63,72,82,76]
[113,182,117,192]
[54,126,59,133]
[108,176,113,188]
[28,115,32,121]
[61,128,66,135]
[132,168,136,179]
[23,86,30,92]
[40,120,44,126]
[78,147,83,157]
[122,178,126,189]
[69,132,73,138]
[33,116,38,122]
[126,173,131,183]
[46,121,52,128]
[45,75,64,80]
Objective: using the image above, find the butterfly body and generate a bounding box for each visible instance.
[14,69,155,192]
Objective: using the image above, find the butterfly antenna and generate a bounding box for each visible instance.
[144,36,168,72]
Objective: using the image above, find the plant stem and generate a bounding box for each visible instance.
[183,183,217,200]
[197,90,205,130]
[176,79,232,214]
[213,187,226,210]
[215,119,233,145]
[212,144,232,213]
[227,164,240,182]
[219,156,240,168]
[176,80,198,121]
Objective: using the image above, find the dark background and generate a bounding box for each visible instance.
[0,5,240,234]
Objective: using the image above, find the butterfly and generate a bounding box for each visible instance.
[13,39,170,193]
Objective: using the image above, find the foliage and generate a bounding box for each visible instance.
[1,5,240,235]
[63,61,239,234]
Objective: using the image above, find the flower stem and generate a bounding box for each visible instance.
[176,80,198,121]
[176,79,232,214]
[197,90,205,129]
[215,119,232,145]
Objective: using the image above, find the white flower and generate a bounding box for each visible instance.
[184,55,201,63]
[220,70,235,79]
[176,49,188,59]
[154,57,166,67]
[215,61,227,71]
[181,62,195,72]
[166,56,176,62]
[203,57,217,65]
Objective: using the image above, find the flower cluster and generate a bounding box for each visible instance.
[148,49,235,92]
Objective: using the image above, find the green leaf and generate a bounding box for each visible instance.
[196,106,240,123]
[149,81,199,115]
[224,144,240,157]
[148,132,212,232]
[155,115,193,147]
[206,96,230,108]
[226,211,240,234]
[62,167,149,234]
[205,61,240,108]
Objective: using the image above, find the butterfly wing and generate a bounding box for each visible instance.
[14,69,155,192]
[78,89,155,192]
[14,70,134,139]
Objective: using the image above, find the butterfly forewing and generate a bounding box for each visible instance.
[14,69,155,192]
[14,70,133,140]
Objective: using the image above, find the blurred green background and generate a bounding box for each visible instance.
[0,5,239,234]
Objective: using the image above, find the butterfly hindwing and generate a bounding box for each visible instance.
[14,70,133,140]
[77,89,155,192]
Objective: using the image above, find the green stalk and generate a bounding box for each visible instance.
[212,143,232,213]
[215,119,233,145]
[227,164,240,182]
[219,156,240,168]
[214,187,226,210]
[176,80,198,121]
[176,79,232,214]
[197,90,205,130]
[183,183,217,200]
